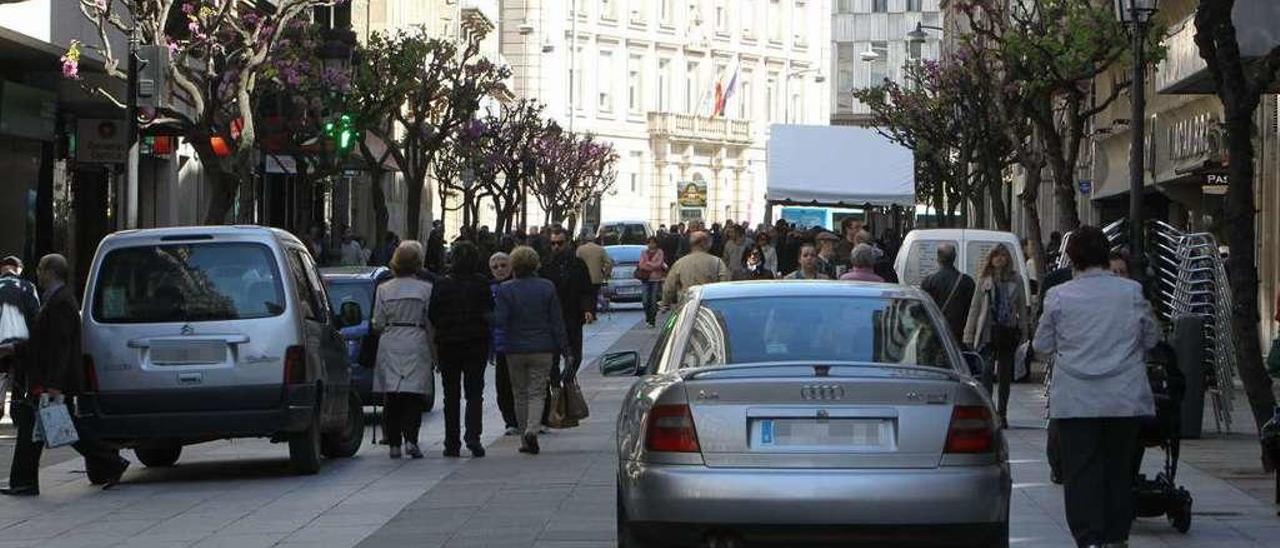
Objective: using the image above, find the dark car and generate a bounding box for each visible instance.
[320,266,431,410]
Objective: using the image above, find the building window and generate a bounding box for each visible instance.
[313,4,352,29]
[766,75,778,123]
[660,0,674,26]
[599,50,614,114]
[630,2,646,24]
[601,0,617,20]
[872,0,888,13]
[571,0,586,17]
[768,0,782,43]
[740,75,753,119]
[630,151,643,193]
[789,92,801,123]
[742,0,756,37]
[658,58,671,111]
[836,43,854,112]
[869,41,889,86]
[714,0,728,33]
[568,46,586,112]
[686,61,701,114]
[906,0,922,11]
[836,0,854,14]
[628,55,644,114]
[793,1,806,46]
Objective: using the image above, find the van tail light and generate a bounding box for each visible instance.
[82,355,99,392]
[944,405,996,454]
[645,404,701,453]
[284,345,307,384]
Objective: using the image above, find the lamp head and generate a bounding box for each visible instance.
[1114,0,1158,25]
[859,48,881,63]
[906,22,929,44]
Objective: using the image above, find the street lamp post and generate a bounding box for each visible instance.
[1115,0,1158,266]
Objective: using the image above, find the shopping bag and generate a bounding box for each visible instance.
[1014,342,1032,383]
[1267,337,1280,377]
[564,380,589,421]
[546,385,568,429]
[36,394,79,448]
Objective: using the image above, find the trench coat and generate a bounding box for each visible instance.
[372,276,435,395]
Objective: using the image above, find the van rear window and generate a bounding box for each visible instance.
[92,243,286,323]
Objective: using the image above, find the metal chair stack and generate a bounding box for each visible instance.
[1149,220,1236,433]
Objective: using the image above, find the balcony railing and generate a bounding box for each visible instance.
[647,112,752,145]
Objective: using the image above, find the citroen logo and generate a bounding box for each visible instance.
[801,384,845,401]
[180,324,195,336]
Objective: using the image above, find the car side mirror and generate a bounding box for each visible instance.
[962,351,986,377]
[600,351,641,377]
[339,301,363,328]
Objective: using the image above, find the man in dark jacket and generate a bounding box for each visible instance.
[540,228,595,398]
[0,256,39,421]
[429,242,493,457]
[0,254,128,495]
[920,244,976,341]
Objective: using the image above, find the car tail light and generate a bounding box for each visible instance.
[284,345,306,384]
[82,355,99,392]
[945,405,996,454]
[645,404,701,453]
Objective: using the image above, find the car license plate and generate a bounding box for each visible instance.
[150,343,226,365]
[753,418,892,450]
[617,286,640,295]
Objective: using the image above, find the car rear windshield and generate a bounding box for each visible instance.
[606,246,642,263]
[93,243,286,323]
[678,296,952,370]
[600,224,648,245]
[326,281,373,322]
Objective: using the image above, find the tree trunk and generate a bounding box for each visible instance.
[1053,171,1081,233]
[1020,162,1049,310]
[370,170,390,244]
[1223,111,1275,430]
[405,171,425,242]
[192,132,238,225]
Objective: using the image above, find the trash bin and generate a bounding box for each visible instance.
[1173,316,1206,439]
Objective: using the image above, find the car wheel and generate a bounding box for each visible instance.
[134,443,182,467]
[289,407,323,475]
[321,392,365,459]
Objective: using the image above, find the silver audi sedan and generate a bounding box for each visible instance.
[603,281,1010,548]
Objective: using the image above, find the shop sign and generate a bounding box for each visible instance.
[1165,112,1222,164]
[1204,172,1229,195]
[1078,180,1093,194]
[76,119,128,164]
[677,179,707,207]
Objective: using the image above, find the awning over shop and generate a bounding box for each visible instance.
[766,124,915,208]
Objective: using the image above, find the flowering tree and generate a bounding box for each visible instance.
[531,126,618,232]
[347,27,510,241]
[853,58,1013,229]
[480,99,546,233]
[67,0,345,224]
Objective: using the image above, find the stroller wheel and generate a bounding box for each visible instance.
[1168,489,1193,534]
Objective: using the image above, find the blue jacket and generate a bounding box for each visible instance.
[494,277,568,355]
[489,279,507,353]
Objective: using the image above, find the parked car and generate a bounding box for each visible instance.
[604,245,645,303]
[598,221,654,246]
[603,281,1011,547]
[80,226,364,474]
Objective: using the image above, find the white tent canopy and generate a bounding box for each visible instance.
[766,124,915,208]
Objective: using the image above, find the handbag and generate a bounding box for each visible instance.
[1267,337,1280,377]
[564,379,589,421]
[546,384,568,428]
[34,394,79,449]
[633,266,648,281]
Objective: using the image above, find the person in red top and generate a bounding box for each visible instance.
[637,236,668,328]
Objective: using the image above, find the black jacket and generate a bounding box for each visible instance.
[921,266,976,340]
[429,273,493,350]
[14,284,82,396]
[541,252,595,326]
[0,273,39,343]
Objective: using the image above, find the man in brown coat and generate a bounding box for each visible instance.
[663,231,730,306]
[0,254,128,496]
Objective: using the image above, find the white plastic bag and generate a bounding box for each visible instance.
[35,394,79,448]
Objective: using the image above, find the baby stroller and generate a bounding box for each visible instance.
[1132,342,1194,533]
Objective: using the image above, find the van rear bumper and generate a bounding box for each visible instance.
[77,384,317,443]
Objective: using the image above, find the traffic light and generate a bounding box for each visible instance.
[325,114,356,156]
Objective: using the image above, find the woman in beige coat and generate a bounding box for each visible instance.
[963,244,1027,427]
[372,241,436,459]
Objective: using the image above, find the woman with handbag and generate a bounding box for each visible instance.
[963,243,1028,427]
[637,236,667,328]
[372,241,436,459]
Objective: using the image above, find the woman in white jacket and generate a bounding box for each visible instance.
[1033,225,1159,548]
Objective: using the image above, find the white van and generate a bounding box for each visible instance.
[894,229,1033,306]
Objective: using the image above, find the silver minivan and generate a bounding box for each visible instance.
[80,226,363,474]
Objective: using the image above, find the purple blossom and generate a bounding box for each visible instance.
[182,3,195,14]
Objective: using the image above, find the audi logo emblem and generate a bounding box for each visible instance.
[801,384,845,401]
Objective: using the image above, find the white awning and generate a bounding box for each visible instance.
[766,124,915,208]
